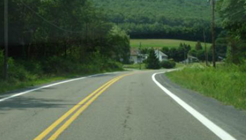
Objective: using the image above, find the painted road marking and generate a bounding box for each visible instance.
[152,72,237,140]
[34,74,129,140]
[0,72,121,103]
[34,76,119,140]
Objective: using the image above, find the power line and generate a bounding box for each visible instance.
[19,1,84,34]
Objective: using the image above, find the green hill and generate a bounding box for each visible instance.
[93,0,212,41]
[93,0,210,21]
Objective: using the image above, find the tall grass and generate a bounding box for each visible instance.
[166,64,246,110]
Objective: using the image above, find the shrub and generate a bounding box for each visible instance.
[42,56,79,74]
[0,51,123,94]
[161,60,176,69]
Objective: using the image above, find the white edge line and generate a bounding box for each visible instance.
[152,71,237,140]
[0,71,122,103]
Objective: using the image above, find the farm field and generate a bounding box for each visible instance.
[130,39,211,49]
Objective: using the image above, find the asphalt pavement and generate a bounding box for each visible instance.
[0,70,245,140]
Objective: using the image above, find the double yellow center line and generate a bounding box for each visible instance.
[34,73,130,140]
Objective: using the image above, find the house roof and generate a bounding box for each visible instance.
[155,50,168,57]
[130,48,139,56]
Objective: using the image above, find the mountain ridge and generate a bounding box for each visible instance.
[92,0,212,40]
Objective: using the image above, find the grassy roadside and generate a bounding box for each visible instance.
[166,63,246,110]
[0,50,125,95]
[0,75,70,94]
[0,69,123,95]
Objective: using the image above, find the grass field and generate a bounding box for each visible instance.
[166,63,246,110]
[130,39,211,49]
[123,63,146,70]
[0,69,123,95]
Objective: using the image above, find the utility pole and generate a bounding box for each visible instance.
[182,44,186,63]
[4,0,8,80]
[139,42,142,70]
[203,29,208,66]
[211,0,216,68]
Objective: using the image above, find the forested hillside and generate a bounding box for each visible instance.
[93,0,213,41]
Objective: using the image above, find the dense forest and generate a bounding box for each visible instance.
[0,0,130,61]
[0,0,130,85]
[93,0,216,41]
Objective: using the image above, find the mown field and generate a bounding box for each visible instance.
[123,64,146,70]
[130,39,211,49]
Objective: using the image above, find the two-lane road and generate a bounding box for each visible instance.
[0,70,245,140]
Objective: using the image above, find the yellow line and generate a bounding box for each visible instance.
[48,76,123,140]
[34,76,123,140]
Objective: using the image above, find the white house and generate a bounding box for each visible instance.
[130,49,167,63]
[154,50,168,62]
[130,48,140,64]
[183,55,199,63]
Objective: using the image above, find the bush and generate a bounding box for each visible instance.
[42,56,83,74]
[0,51,123,94]
[0,51,31,81]
[161,60,176,69]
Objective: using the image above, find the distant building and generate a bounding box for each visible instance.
[130,49,168,63]
[154,50,168,62]
[130,48,148,64]
[130,48,140,64]
[183,55,199,63]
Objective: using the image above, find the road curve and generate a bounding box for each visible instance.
[0,70,245,140]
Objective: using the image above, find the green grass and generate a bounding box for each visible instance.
[0,76,69,94]
[175,63,186,68]
[166,64,246,110]
[130,39,211,49]
[124,63,146,70]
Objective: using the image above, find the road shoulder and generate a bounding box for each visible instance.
[155,73,246,140]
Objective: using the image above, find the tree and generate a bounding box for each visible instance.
[217,0,246,64]
[146,49,160,69]
[168,48,178,61]
[195,41,203,51]
[0,0,131,79]
[106,26,130,63]
[162,47,169,55]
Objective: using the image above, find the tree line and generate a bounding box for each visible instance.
[0,0,130,79]
[93,0,218,41]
